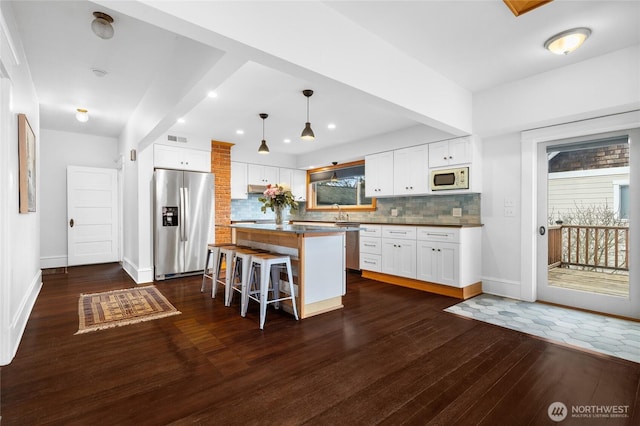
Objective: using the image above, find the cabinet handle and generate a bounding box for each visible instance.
[438,249,441,252]
[364,244,376,247]
[364,260,376,264]
[426,233,448,237]
[389,231,407,234]
[443,156,447,160]
[449,156,453,159]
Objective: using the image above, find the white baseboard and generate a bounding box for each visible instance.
[122,257,154,284]
[481,276,523,300]
[40,255,67,269]
[1,270,42,365]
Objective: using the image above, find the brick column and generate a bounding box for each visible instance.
[211,140,234,244]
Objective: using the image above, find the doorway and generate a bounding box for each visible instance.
[536,132,632,316]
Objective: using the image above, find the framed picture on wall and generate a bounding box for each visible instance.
[18,113,36,213]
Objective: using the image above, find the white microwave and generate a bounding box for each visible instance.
[430,167,469,191]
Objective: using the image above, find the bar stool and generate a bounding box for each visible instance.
[227,247,261,307]
[244,253,299,329]
[201,243,235,294]
[213,245,240,300]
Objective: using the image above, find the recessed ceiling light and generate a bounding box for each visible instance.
[544,28,591,55]
[177,118,185,124]
[328,123,336,130]
[236,129,244,135]
[207,91,218,98]
[283,138,291,143]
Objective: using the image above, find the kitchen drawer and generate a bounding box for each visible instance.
[360,224,382,237]
[360,237,382,255]
[382,226,417,240]
[417,227,460,243]
[360,253,381,272]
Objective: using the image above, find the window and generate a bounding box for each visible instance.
[306,160,376,211]
[619,184,629,220]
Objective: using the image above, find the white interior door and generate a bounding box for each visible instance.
[67,166,119,266]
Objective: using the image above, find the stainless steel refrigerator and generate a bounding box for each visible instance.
[154,169,214,280]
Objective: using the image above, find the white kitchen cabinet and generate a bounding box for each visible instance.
[416,240,459,286]
[381,239,416,279]
[359,225,382,272]
[416,226,481,287]
[279,168,307,201]
[231,161,248,199]
[154,144,211,172]
[393,144,429,195]
[292,169,307,201]
[365,151,394,197]
[428,137,472,168]
[248,164,279,185]
[381,226,416,279]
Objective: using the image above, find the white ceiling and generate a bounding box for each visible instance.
[9,0,640,155]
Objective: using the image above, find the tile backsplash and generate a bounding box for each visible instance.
[232,193,481,225]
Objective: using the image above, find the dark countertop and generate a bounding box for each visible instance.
[230,223,361,234]
[290,220,483,228]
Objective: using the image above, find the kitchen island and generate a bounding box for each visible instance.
[230,223,359,319]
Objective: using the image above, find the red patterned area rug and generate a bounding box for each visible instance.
[76,285,180,334]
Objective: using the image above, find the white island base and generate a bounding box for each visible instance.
[233,224,351,319]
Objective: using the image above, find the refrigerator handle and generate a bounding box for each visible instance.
[183,187,190,242]
[179,187,186,242]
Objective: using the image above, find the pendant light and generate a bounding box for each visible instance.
[301,89,315,140]
[330,162,339,182]
[258,113,269,154]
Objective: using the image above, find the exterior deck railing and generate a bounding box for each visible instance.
[548,225,629,271]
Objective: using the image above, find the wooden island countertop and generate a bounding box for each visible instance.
[230,223,359,319]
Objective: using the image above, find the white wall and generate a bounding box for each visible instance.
[476,46,640,306]
[0,3,42,365]
[480,133,522,298]
[39,129,118,268]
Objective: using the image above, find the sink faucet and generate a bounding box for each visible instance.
[333,203,348,221]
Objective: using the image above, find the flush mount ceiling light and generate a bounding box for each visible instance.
[258,113,270,154]
[91,12,114,40]
[75,108,89,122]
[544,27,591,55]
[301,89,315,141]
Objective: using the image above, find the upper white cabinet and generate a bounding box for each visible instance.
[292,169,307,201]
[393,145,429,196]
[365,151,394,197]
[154,145,210,172]
[248,164,278,185]
[279,167,307,201]
[428,137,472,168]
[231,161,248,199]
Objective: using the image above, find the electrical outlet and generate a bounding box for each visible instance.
[504,207,515,217]
[452,208,462,217]
[391,208,398,217]
[504,196,516,207]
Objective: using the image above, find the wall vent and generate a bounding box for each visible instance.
[167,135,188,143]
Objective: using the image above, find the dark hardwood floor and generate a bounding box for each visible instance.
[2,263,640,425]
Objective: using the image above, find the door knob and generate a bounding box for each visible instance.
[69,218,75,228]
[539,226,546,235]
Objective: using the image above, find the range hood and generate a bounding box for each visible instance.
[247,184,267,194]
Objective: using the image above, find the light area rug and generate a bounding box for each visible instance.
[445,294,640,364]
[76,285,180,334]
